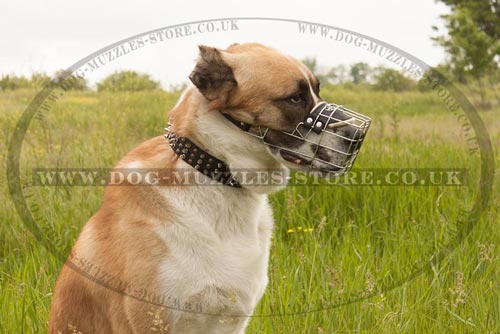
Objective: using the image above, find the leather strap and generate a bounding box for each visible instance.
[221,113,252,132]
[164,129,241,188]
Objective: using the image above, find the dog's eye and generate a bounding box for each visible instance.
[288,94,304,104]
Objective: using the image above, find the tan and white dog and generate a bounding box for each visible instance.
[49,43,357,334]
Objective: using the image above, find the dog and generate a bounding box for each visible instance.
[49,42,366,334]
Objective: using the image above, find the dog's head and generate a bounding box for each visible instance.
[186,43,366,176]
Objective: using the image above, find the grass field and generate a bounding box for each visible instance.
[1,87,499,333]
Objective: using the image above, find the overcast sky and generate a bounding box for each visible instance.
[0,0,450,88]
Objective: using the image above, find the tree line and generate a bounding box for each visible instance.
[0,64,443,93]
[301,59,422,91]
[0,70,161,92]
[432,0,500,108]
[1,1,498,106]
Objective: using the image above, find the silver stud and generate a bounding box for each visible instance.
[188,159,192,163]
[176,149,180,153]
[217,163,222,168]
[200,154,205,158]
[208,158,213,163]
[193,148,198,152]
[186,143,191,148]
[240,122,245,126]
[190,153,195,157]
[206,164,211,168]
[181,138,185,142]
[203,169,208,174]
[182,149,188,153]
[180,154,185,159]
[315,121,323,128]
[194,164,200,169]
[306,117,313,124]
[197,159,203,164]
[214,169,219,173]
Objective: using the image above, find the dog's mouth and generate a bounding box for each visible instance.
[279,149,312,166]
[279,149,344,176]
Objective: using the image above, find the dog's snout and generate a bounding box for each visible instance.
[325,109,366,142]
[345,124,365,141]
[330,109,351,123]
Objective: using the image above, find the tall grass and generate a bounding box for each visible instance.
[0,88,499,333]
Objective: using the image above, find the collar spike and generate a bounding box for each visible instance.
[164,126,241,188]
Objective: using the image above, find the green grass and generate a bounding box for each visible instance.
[1,88,499,333]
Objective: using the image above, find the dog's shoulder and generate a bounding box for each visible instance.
[117,135,175,169]
[96,136,178,225]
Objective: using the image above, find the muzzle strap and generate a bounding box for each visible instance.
[304,102,339,134]
[220,112,252,132]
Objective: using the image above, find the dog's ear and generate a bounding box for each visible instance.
[189,45,237,107]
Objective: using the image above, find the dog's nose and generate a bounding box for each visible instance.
[344,123,366,141]
[328,107,351,123]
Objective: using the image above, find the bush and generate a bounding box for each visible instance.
[350,62,371,84]
[97,71,160,92]
[0,74,30,90]
[29,72,52,88]
[0,71,88,91]
[53,70,88,91]
[416,65,454,91]
[374,68,415,91]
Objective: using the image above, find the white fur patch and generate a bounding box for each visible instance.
[124,161,142,169]
[156,184,273,333]
[154,97,282,332]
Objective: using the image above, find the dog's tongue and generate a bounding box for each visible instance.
[279,150,310,165]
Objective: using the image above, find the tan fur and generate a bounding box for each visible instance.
[49,43,321,334]
[49,137,176,333]
[222,43,319,129]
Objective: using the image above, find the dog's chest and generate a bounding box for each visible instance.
[156,186,274,318]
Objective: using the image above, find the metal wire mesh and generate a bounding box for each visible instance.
[249,103,371,176]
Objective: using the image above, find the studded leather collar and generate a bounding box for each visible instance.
[164,126,242,188]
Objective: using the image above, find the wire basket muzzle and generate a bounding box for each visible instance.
[250,102,371,177]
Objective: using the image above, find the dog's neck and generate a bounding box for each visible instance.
[165,128,242,188]
[168,88,289,194]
